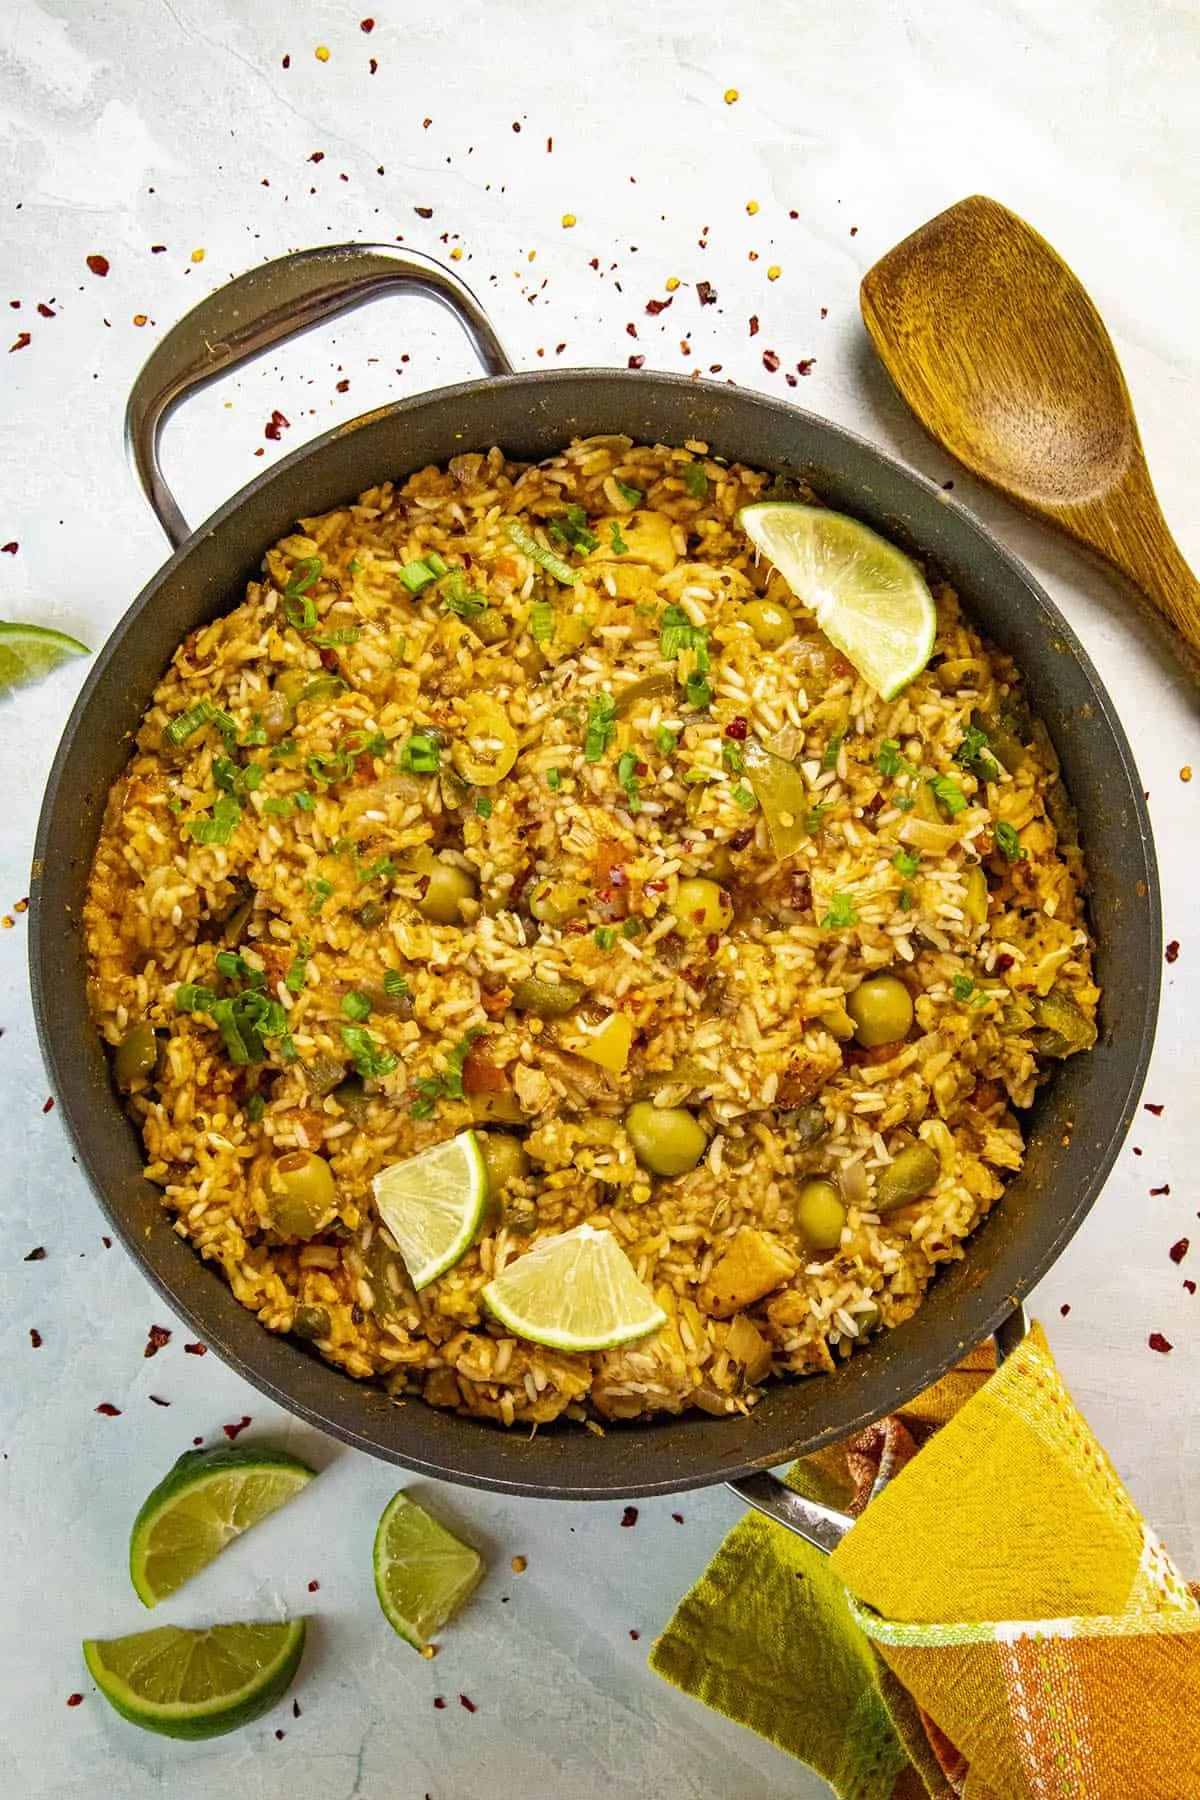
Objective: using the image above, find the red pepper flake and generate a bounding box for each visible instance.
[151,244,167,254]
[193,1436,203,1445]
[1169,1239,1189,1264]
[37,302,55,318]
[995,952,1015,972]
[645,296,673,316]
[625,322,638,338]
[335,377,350,393]
[460,1694,477,1713]
[183,1341,207,1354]
[42,1096,55,1113]
[101,1236,112,1248]
[433,1696,446,1709]
[1144,1102,1165,1116]
[729,827,754,851]
[9,332,31,352]
[275,1728,285,1740]
[307,150,325,163]
[629,1628,640,1640]
[1060,1303,1071,1316]
[1165,940,1180,963]
[149,1394,170,1406]
[282,53,291,68]
[620,1505,639,1527]
[671,1512,684,1523]
[360,16,375,29]
[762,349,780,373]
[696,281,717,306]
[292,1699,301,1719]
[820,305,828,319]
[86,254,110,277]
[850,225,859,237]
[66,1693,83,1707]
[414,205,434,219]
[748,314,759,336]
[797,358,815,376]
[222,1415,252,1441]
[95,1402,122,1417]
[24,1246,46,1261]
[264,409,290,441]
[144,1323,171,1358]
[1148,1332,1172,1354]
[1,542,17,553]
[1150,1184,1171,1196]
[308,1579,319,1592]
[724,717,748,740]
[627,354,645,370]
[1185,1280,1197,1295]
[29,1328,42,1347]
[512,120,522,132]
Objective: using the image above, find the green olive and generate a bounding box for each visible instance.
[795,1178,846,1250]
[846,975,914,1049]
[529,879,591,927]
[852,1300,882,1338]
[273,667,313,709]
[875,1142,940,1214]
[259,686,294,742]
[501,1190,539,1234]
[510,975,586,1017]
[303,1052,347,1098]
[789,1103,829,1148]
[468,608,509,646]
[292,1303,331,1341]
[331,1074,369,1113]
[1032,989,1097,1059]
[672,876,733,938]
[963,863,989,927]
[479,1132,530,1195]
[114,1022,160,1093]
[741,597,793,650]
[356,899,388,929]
[405,848,477,924]
[624,1101,708,1178]
[269,1151,338,1238]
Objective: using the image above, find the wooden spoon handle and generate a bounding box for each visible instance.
[1069,458,1200,664]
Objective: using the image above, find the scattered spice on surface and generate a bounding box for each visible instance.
[724,87,739,103]
[95,1403,121,1417]
[308,150,325,164]
[29,1328,42,1348]
[627,354,645,369]
[101,1236,112,1248]
[336,378,350,393]
[183,1341,207,1354]
[1148,1332,1173,1354]
[1169,1239,1189,1264]
[314,44,330,61]
[748,314,759,336]
[42,1096,54,1113]
[1165,940,1180,963]
[86,254,109,277]
[1059,1303,1071,1316]
[1144,1102,1165,1117]
[132,313,147,327]
[672,1512,684,1523]
[645,296,672,315]
[292,1700,302,1718]
[1181,766,1192,783]
[421,1644,437,1660]
[767,264,781,281]
[629,1628,640,1640]
[24,1246,46,1262]
[621,1506,639,1528]
[66,1694,83,1708]
[308,1579,319,1592]
[151,244,166,254]
[282,53,290,67]
[1150,1184,1171,1196]
[459,1694,477,1713]
[762,349,780,372]
[665,276,681,292]
[149,1395,170,1406]
[264,410,290,441]
[510,1556,527,1573]
[9,331,30,352]
[561,213,576,229]
[275,1729,285,1740]
[144,1324,171,1358]
[696,281,717,305]
[1,542,17,553]
[797,357,815,376]
[369,58,378,73]
[190,248,205,264]
[414,205,433,218]
[360,16,374,29]
[223,1415,252,1441]
[193,1435,203,1445]
[1185,1280,1197,1295]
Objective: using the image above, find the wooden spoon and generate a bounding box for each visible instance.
[860,195,1200,664]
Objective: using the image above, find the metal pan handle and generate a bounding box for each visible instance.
[125,243,515,550]
[727,1303,1030,1553]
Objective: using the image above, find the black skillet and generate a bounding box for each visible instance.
[29,245,1159,1504]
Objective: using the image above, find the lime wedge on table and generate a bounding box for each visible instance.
[482,1222,667,1353]
[0,622,88,698]
[372,1130,488,1290]
[373,1492,484,1650]
[83,1619,306,1739]
[129,1445,316,1607]
[738,503,936,700]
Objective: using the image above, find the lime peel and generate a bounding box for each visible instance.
[737,502,936,700]
[482,1222,667,1353]
[83,1619,306,1739]
[372,1130,488,1290]
[373,1491,484,1649]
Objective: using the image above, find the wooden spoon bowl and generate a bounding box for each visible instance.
[861,195,1200,663]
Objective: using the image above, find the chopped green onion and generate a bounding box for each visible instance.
[312,627,361,647]
[283,591,317,632]
[262,795,294,818]
[685,672,712,710]
[164,699,237,749]
[951,974,975,1001]
[929,774,968,817]
[215,949,265,985]
[295,790,316,812]
[409,1095,436,1121]
[660,604,694,659]
[821,729,845,772]
[306,877,333,916]
[877,738,910,777]
[398,732,441,774]
[382,969,409,999]
[892,848,922,878]
[616,749,642,812]
[344,728,387,760]
[475,795,493,818]
[400,560,437,594]
[285,943,310,991]
[820,891,859,930]
[245,1092,266,1123]
[507,520,579,585]
[547,505,598,554]
[682,460,708,497]
[341,1025,398,1080]
[615,481,643,506]
[347,559,362,575]
[357,855,397,886]
[529,599,556,646]
[994,820,1024,861]
[609,520,629,556]
[341,990,373,1023]
[240,716,268,748]
[584,692,617,763]
[296,675,346,710]
[731,784,757,809]
[306,750,353,786]
[441,569,487,617]
[424,551,449,577]
[284,557,323,598]
[803,803,832,833]
[894,794,915,812]
[622,916,645,938]
[654,726,677,756]
[188,793,242,846]
[954,722,1000,783]
[899,886,912,911]
[175,983,216,1014]
[546,767,562,791]
[593,926,617,950]
[722,740,744,774]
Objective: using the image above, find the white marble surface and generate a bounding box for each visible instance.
[2,2,1198,1795]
